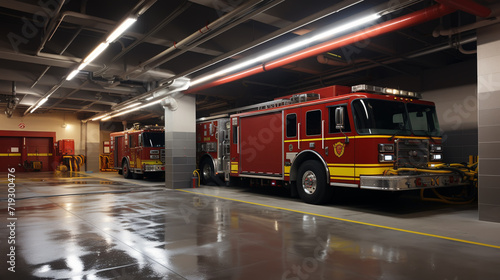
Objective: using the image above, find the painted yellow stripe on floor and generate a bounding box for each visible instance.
[177,189,500,250]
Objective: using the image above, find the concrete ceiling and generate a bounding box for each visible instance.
[0,0,489,122]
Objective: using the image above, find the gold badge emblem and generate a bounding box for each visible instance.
[333,142,345,157]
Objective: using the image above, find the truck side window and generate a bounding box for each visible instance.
[232,125,238,144]
[329,105,351,133]
[286,114,297,138]
[306,110,321,136]
[129,135,134,148]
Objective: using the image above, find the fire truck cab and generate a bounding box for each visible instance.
[110,124,165,179]
[197,85,468,204]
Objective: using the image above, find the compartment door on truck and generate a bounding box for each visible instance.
[114,136,124,169]
[239,112,283,176]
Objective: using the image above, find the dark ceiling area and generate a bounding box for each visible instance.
[0,0,495,122]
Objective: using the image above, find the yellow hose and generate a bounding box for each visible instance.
[387,159,478,204]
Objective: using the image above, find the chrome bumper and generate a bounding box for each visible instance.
[360,173,467,191]
[143,164,164,172]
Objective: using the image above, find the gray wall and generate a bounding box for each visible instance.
[477,18,500,223]
[421,60,478,164]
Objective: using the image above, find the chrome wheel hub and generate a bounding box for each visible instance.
[302,170,317,195]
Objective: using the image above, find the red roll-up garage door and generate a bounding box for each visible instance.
[0,131,56,172]
[0,137,23,171]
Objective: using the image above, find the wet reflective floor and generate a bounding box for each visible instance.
[1,172,500,279]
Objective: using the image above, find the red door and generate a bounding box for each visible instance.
[26,137,53,172]
[0,137,23,171]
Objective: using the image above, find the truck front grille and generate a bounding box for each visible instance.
[395,139,429,168]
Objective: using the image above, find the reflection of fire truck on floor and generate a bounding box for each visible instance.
[110,124,165,179]
[197,84,475,204]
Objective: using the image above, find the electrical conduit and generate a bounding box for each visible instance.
[187,0,491,94]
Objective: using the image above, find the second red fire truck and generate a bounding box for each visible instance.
[110,124,165,179]
[197,84,470,204]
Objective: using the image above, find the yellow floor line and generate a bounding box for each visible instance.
[177,189,500,250]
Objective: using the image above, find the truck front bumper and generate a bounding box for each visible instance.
[143,164,165,172]
[360,173,467,191]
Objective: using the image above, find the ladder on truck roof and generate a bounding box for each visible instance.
[210,99,292,115]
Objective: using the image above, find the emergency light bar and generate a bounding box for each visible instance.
[351,84,422,99]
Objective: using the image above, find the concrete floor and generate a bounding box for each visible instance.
[1,171,500,279]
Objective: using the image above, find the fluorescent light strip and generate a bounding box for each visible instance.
[106,18,137,43]
[67,18,136,82]
[91,114,109,121]
[190,13,380,87]
[102,99,163,121]
[30,97,49,113]
[83,42,109,64]
[66,70,80,81]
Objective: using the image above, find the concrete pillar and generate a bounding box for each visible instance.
[84,121,100,172]
[477,7,500,223]
[163,94,196,189]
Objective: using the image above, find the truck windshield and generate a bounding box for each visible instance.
[142,132,164,147]
[352,99,440,136]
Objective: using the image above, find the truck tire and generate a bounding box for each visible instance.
[122,161,133,179]
[200,159,214,185]
[297,160,332,204]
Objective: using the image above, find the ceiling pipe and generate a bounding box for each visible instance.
[5,81,19,118]
[292,36,477,89]
[433,16,499,37]
[95,1,192,77]
[120,0,267,80]
[113,0,419,110]
[35,0,67,55]
[141,0,286,75]
[31,28,83,88]
[186,0,490,94]
[157,0,368,87]
[24,0,158,116]
[107,0,275,109]
[435,0,491,17]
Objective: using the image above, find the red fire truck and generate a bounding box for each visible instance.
[197,84,469,204]
[110,124,165,179]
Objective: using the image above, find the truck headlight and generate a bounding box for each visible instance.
[150,155,160,159]
[430,144,442,152]
[430,153,442,161]
[379,154,395,162]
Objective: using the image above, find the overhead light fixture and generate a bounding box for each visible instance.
[91,113,111,121]
[66,70,80,81]
[190,13,381,87]
[84,42,110,64]
[106,17,137,43]
[30,97,49,113]
[102,99,163,121]
[66,42,109,81]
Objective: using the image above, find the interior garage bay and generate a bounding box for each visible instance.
[1,0,500,279]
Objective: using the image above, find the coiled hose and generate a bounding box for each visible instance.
[383,161,478,204]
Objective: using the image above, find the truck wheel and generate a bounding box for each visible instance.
[122,161,133,179]
[200,159,214,185]
[297,160,332,204]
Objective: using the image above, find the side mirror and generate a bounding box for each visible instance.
[335,107,345,130]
